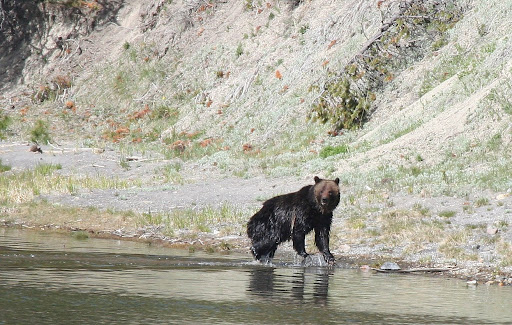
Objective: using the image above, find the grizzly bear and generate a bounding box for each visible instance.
[247,176,340,264]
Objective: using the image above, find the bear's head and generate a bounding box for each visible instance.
[313,176,340,214]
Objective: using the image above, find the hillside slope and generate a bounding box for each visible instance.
[2,0,510,183]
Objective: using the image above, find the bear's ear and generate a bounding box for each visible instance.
[334,178,340,185]
[314,176,321,184]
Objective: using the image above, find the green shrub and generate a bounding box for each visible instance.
[235,43,243,58]
[72,231,89,240]
[475,197,490,207]
[35,163,62,176]
[151,105,179,121]
[244,0,254,10]
[319,144,349,158]
[310,0,464,131]
[310,77,373,130]
[299,24,309,35]
[0,113,11,139]
[0,159,11,173]
[439,210,456,218]
[29,120,51,144]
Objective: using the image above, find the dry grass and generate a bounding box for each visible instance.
[376,209,446,253]
[0,163,136,205]
[496,239,512,266]
[1,201,137,233]
[137,203,251,237]
[438,229,476,260]
[1,199,252,243]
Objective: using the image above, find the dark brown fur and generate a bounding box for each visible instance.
[247,176,340,264]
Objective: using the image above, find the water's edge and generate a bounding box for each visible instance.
[2,228,512,324]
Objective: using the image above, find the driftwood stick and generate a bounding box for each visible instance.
[371,267,455,273]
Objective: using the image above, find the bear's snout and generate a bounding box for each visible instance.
[314,181,340,213]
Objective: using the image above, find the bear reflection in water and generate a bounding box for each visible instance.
[247,266,331,306]
[247,176,340,264]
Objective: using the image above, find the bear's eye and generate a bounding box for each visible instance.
[328,191,333,196]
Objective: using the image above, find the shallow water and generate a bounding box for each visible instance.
[1,228,512,324]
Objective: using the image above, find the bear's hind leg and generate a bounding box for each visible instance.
[259,246,277,264]
[251,241,278,264]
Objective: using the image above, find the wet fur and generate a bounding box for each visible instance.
[247,176,340,264]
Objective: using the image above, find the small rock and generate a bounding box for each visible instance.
[479,252,493,263]
[93,148,105,154]
[496,193,510,200]
[466,280,478,286]
[380,261,401,271]
[29,144,43,154]
[486,225,498,235]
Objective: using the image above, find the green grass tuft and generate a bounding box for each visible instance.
[0,159,11,173]
[72,231,89,240]
[319,144,349,158]
[439,210,456,218]
[29,120,52,145]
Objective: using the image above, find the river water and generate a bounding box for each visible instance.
[1,228,511,324]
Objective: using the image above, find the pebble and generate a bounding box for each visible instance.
[380,261,401,270]
[496,193,510,200]
[466,280,478,285]
[486,225,498,235]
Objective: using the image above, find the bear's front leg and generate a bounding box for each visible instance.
[292,231,308,258]
[315,226,335,265]
[322,251,335,265]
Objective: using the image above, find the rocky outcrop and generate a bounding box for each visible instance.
[0,0,124,91]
